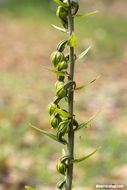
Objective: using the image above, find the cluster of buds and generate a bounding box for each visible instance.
[48,39,73,144]
[48,42,73,188]
[48,0,79,189]
[56,0,79,29]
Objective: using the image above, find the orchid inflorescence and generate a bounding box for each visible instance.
[29,1,100,190]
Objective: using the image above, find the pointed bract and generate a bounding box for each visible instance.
[76,46,91,61]
[75,75,101,91]
[52,24,68,33]
[76,10,99,17]
[77,110,101,130]
[71,147,101,163]
[30,124,67,145]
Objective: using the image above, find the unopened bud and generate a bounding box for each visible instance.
[58,119,71,134]
[56,61,68,71]
[56,83,67,98]
[50,114,61,129]
[56,162,66,175]
[50,51,64,67]
[48,103,57,115]
[56,6,68,20]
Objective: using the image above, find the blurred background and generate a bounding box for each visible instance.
[0,0,127,190]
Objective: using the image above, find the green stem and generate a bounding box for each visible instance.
[66,0,75,189]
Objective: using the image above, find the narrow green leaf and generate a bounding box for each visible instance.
[25,186,35,190]
[77,110,101,130]
[53,0,68,8]
[52,24,68,33]
[76,46,91,61]
[71,147,101,163]
[75,75,101,91]
[76,10,99,18]
[67,32,76,47]
[47,68,66,76]
[30,124,67,145]
[55,108,72,118]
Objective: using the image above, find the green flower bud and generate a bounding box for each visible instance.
[56,61,68,71]
[48,103,57,115]
[57,88,67,98]
[55,81,63,90]
[56,81,64,89]
[56,162,66,175]
[56,6,68,29]
[50,51,64,67]
[58,119,71,134]
[57,40,68,52]
[50,114,61,129]
[56,83,67,98]
[56,6,68,20]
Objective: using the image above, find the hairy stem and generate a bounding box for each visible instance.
[66,0,75,189]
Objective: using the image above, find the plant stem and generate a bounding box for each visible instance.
[66,0,75,189]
